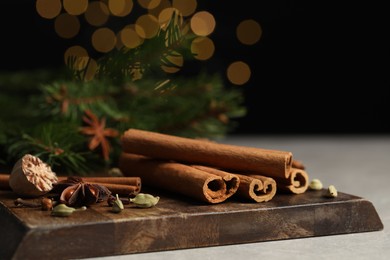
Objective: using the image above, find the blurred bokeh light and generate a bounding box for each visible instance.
[63,0,88,16]
[190,11,215,36]
[54,13,80,38]
[92,27,117,53]
[36,0,62,19]
[191,37,215,61]
[108,0,133,17]
[227,61,251,85]
[236,19,262,45]
[85,1,110,27]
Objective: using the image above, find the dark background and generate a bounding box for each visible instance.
[1,1,389,134]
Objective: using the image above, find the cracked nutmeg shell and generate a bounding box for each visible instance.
[9,154,58,197]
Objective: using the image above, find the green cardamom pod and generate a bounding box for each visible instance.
[326,185,338,198]
[130,193,160,208]
[309,179,323,190]
[51,204,76,217]
[111,194,124,213]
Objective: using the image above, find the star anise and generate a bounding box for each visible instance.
[58,177,111,207]
[79,110,119,161]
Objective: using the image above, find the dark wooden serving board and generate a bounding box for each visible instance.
[0,189,383,260]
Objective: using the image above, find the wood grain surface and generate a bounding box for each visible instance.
[0,189,383,259]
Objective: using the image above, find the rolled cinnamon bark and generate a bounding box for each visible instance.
[0,174,11,190]
[121,129,293,180]
[292,160,305,170]
[273,168,309,194]
[235,174,276,202]
[0,174,143,193]
[191,165,240,200]
[57,176,141,188]
[94,183,140,196]
[57,176,142,196]
[119,153,234,204]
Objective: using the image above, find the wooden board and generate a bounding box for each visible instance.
[0,189,383,260]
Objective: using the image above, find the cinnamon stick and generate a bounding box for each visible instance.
[0,174,142,196]
[235,174,277,202]
[292,160,305,170]
[57,176,141,188]
[121,129,293,180]
[92,183,140,196]
[190,165,240,200]
[119,153,235,204]
[0,174,11,190]
[273,168,309,194]
[57,176,142,196]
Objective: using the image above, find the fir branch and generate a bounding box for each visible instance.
[5,123,92,174]
[114,73,246,138]
[66,55,90,82]
[0,10,247,174]
[0,69,67,93]
[93,11,193,83]
[37,81,125,121]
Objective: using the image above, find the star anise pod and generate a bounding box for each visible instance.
[79,110,119,161]
[59,177,111,207]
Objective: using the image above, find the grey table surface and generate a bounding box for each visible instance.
[92,135,390,260]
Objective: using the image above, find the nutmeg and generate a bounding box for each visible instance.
[9,154,58,197]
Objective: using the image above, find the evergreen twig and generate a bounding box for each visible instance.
[0,11,246,174]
